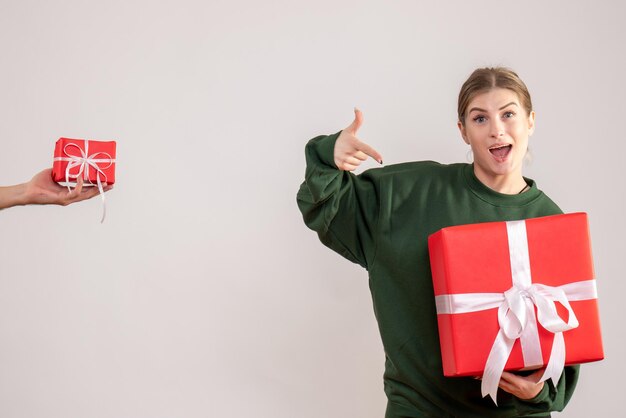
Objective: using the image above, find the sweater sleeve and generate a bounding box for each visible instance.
[296,132,380,270]
[512,365,580,416]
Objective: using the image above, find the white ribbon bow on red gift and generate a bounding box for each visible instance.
[434,220,598,405]
[53,140,115,223]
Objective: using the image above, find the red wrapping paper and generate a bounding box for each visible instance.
[52,138,116,185]
[428,213,604,377]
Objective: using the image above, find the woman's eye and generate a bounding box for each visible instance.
[473,116,486,124]
[503,111,515,119]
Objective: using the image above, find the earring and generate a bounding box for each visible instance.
[466,149,473,162]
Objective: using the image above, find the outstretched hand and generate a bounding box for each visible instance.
[23,168,113,206]
[498,369,545,400]
[334,108,383,171]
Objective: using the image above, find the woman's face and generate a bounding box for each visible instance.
[458,88,535,184]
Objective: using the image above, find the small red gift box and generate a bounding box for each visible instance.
[428,213,603,401]
[52,138,116,186]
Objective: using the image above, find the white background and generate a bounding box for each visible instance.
[1,1,624,417]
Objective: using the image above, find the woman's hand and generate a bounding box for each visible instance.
[498,369,545,400]
[0,168,114,210]
[23,168,113,206]
[334,108,383,171]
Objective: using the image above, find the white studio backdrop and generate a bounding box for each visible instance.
[0,1,623,417]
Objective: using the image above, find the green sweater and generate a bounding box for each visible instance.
[297,132,580,418]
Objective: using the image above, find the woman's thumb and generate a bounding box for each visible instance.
[346,107,363,134]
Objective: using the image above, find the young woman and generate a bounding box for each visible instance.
[297,67,579,417]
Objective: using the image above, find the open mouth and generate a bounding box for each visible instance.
[489,144,512,159]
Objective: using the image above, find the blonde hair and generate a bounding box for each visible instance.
[458,67,533,126]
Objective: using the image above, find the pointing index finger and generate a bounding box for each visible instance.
[355,139,383,164]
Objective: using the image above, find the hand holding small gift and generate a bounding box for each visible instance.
[30,168,102,205]
[0,168,113,209]
[26,168,113,205]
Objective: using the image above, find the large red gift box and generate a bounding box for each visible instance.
[52,138,116,186]
[428,213,604,386]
